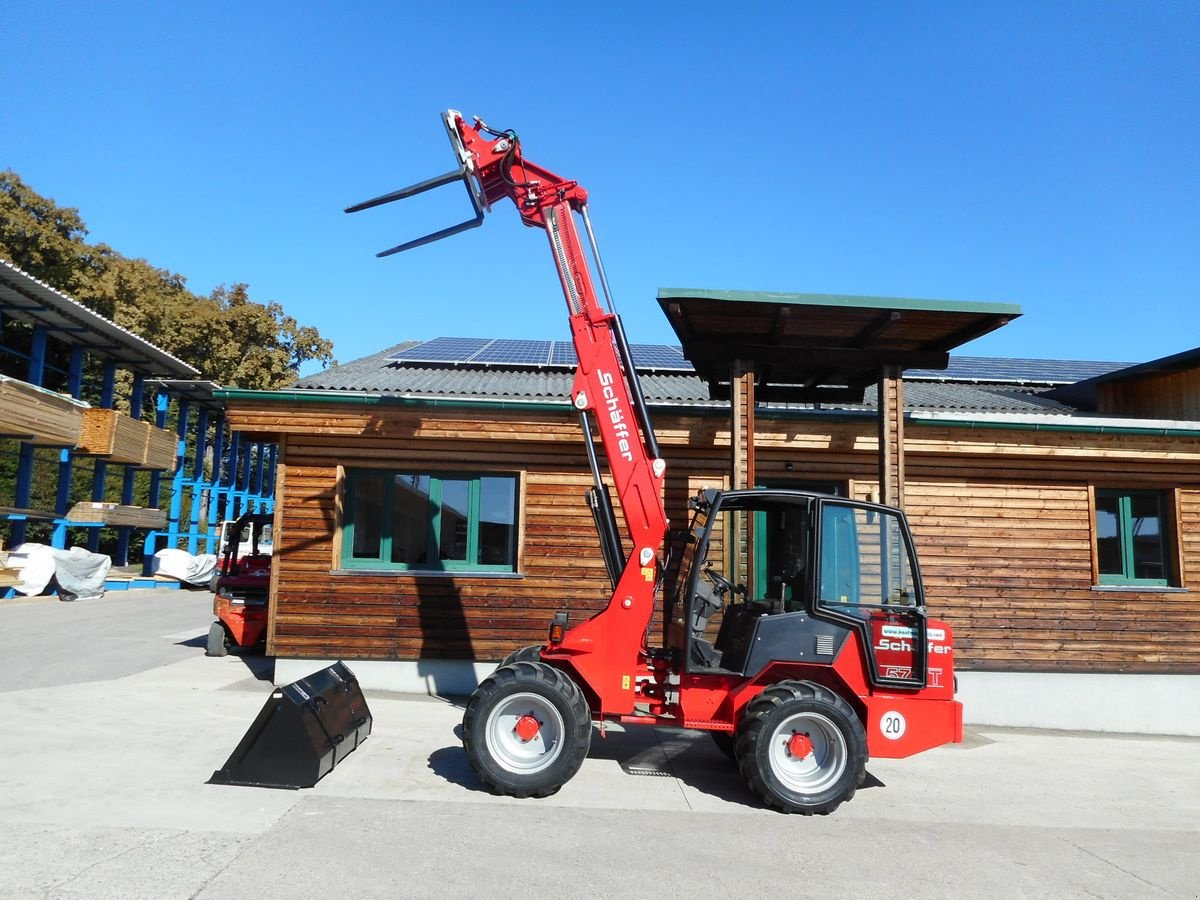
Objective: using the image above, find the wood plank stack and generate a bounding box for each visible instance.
[0,375,85,446]
[0,543,19,589]
[65,502,168,529]
[77,409,151,464]
[141,425,178,471]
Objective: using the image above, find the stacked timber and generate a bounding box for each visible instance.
[0,375,85,446]
[141,425,178,471]
[0,544,19,589]
[65,502,168,529]
[77,409,150,464]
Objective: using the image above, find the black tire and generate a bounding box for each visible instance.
[462,661,592,798]
[497,644,542,668]
[711,731,737,762]
[205,621,230,658]
[736,680,867,815]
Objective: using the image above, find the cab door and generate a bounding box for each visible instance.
[814,500,928,690]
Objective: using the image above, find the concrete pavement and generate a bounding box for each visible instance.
[0,588,1197,899]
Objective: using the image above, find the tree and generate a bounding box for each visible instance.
[0,170,334,388]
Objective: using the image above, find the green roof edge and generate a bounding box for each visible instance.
[656,287,1022,317]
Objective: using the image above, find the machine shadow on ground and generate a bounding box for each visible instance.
[423,723,892,811]
[177,632,276,683]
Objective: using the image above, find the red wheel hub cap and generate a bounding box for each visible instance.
[787,732,814,759]
[514,714,541,742]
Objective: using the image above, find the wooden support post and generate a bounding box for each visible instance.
[730,360,757,591]
[877,364,906,509]
[730,360,757,490]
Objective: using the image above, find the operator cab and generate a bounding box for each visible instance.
[670,488,929,690]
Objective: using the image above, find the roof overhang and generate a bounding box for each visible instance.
[658,288,1021,402]
[0,259,198,377]
[148,379,226,410]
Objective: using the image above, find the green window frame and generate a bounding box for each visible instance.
[341,470,518,573]
[1094,489,1171,587]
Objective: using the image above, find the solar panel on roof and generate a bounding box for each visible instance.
[550,343,578,367]
[387,337,495,364]
[907,356,1129,384]
[472,339,554,365]
[631,344,691,371]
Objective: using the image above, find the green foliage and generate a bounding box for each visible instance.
[0,170,334,388]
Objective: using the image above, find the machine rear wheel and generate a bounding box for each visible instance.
[463,661,592,798]
[736,680,866,814]
[497,645,542,668]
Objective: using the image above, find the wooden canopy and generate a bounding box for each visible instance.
[657,289,1021,507]
[658,289,1020,403]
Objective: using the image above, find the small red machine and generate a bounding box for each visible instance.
[206,512,273,657]
[348,111,963,814]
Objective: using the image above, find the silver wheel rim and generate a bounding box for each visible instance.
[485,691,565,775]
[768,711,847,794]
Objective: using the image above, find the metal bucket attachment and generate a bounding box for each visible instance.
[209,661,372,789]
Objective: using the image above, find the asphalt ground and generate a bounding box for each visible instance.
[0,588,1197,899]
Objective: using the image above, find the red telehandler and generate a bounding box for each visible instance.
[347,111,962,814]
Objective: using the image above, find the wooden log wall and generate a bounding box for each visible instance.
[1099,369,1200,420]
[226,400,1200,674]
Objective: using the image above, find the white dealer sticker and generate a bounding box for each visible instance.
[880,711,907,740]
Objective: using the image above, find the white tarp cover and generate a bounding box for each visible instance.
[6,543,112,601]
[151,548,217,585]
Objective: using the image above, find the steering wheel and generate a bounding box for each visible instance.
[702,562,746,602]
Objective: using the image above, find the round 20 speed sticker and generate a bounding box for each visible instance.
[880,710,907,740]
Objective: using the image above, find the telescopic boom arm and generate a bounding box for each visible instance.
[347,111,668,712]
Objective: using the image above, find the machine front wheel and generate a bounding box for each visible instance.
[497,644,542,668]
[463,661,592,798]
[736,680,866,814]
[205,621,230,658]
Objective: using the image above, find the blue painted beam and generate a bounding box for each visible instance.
[115,375,145,566]
[186,408,209,554]
[51,346,86,549]
[10,325,49,547]
[86,361,118,552]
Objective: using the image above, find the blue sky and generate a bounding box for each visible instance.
[4,2,1196,371]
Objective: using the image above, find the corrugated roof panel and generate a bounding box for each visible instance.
[0,259,198,377]
[908,356,1129,384]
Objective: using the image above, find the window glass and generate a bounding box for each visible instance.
[1128,493,1166,580]
[1095,489,1171,586]
[1095,493,1122,576]
[439,479,470,562]
[819,505,916,610]
[343,470,518,572]
[392,475,432,565]
[351,473,385,558]
[478,477,516,566]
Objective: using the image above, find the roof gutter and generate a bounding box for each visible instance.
[908,410,1200,438]
[215,388,573,414]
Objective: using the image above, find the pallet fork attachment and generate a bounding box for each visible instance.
[344,110,488,256]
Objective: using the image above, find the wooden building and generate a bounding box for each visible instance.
[220,308,1200,736]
